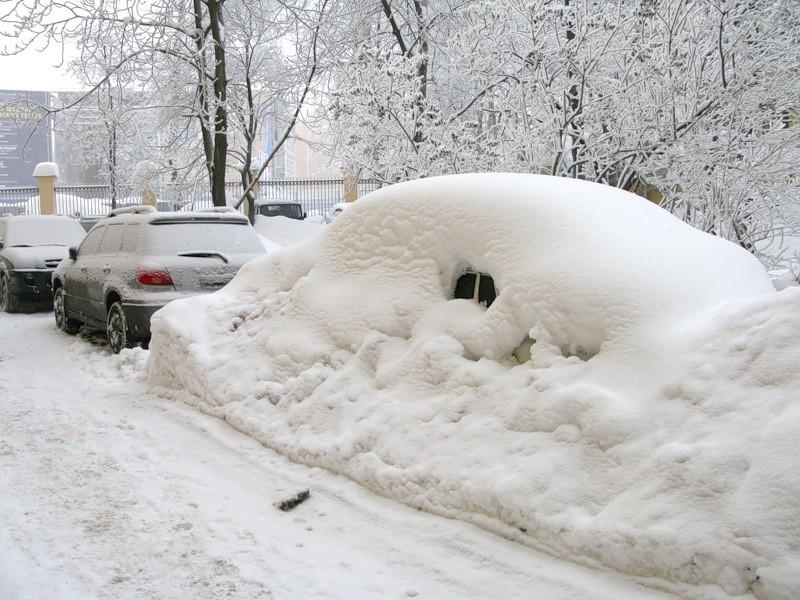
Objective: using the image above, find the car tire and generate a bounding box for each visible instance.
[106,301,132,354]
[0,273,21,313]
[53,287,80,334]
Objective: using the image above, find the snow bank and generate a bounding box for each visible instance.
[148,174,797,598]
[253,215,323,250]
[24,194,107,218]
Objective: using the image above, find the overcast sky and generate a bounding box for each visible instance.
[0,45,80,92]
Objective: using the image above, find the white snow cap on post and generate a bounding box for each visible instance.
[32,162,60,178]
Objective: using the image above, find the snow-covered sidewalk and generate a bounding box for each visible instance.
[0,312,678,599]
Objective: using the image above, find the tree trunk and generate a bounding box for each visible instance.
[193,0,215,192]
[207,0,229,207]
[411,0,429,147]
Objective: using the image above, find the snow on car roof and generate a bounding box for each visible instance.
[1,214,86,247]
[1,214,79,223]
[149,174,797,597]
[97,209,251,225]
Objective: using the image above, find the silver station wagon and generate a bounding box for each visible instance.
[52,206,265,352]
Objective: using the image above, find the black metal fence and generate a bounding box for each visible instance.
[0,178,385,219]
[0,186,37,216]
[183,178,385,217]
[54,185,138,217]
[358,179,383,198]
[0,185,139,217]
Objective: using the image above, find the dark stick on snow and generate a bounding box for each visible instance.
[277,489,310,511]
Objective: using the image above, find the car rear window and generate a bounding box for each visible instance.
[143,221,263,255]
[258,204,303,219]
[454,271,497,307]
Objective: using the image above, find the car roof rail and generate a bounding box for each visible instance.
[106,205,157,218]
[198,206,239,214]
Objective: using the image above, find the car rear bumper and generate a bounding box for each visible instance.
[121,302,165,339]
[8,269,54,301]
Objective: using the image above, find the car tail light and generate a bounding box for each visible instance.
[136,268,174,286]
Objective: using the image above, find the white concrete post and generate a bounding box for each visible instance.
[33,162,60,215]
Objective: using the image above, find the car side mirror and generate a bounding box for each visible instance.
[69,246,78,260]
[302,212,307,220]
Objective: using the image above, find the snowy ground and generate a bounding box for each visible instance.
[0,311,680,600]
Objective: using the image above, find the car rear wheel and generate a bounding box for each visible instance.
[106,301,132,354]
[53,287,80,334]
[0,273,21,313]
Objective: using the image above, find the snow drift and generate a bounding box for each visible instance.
[148,174,798,598]
[253,214,323,252]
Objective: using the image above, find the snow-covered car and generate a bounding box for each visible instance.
[149,174,800,597]
[0,215,87,312]
[52,205,265,352]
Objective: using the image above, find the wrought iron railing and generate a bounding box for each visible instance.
[1,178,385,218]
[357,179,383,198]
[174,178,384,217]
[52,185,139,218]
[0,186,38,215]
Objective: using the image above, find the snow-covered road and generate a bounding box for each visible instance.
[0,312,679,599]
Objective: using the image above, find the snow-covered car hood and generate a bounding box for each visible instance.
[1,245,70,269]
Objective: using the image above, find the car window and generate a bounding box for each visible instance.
[99,223,124,254]
[258,204,303,219]
[121,224,139,253]
[454,271,496,307]
[144,221,264,255]
[78,226,105,255]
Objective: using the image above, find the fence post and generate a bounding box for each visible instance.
[243,168,259,217]
[142,185,156,207]
[343,174,358,202]
[33,162,59,215]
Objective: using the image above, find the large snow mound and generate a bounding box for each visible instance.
[148,174,797,598]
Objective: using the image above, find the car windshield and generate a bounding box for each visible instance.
[145,221,264,255]
[258,204,303,219]
[5,218,86,247]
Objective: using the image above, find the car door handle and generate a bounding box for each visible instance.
[102,265,111,273]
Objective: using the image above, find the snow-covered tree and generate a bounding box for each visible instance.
[323,0,800,267]
[1,0,329,208]
[225,0,330,219]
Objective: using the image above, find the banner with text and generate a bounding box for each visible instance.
[0,90,53,188]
